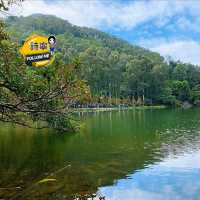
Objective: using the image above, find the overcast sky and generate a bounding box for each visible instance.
[6,0,200,65]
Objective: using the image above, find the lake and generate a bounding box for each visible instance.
[0,108,200,200]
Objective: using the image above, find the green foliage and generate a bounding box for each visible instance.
[0,20,90,132]
[159,86,176,105]
[171,80,191,101]
[4,15,200,107]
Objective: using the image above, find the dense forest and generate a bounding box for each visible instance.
[5,14,200,107]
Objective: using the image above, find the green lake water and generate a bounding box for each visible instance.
[1,108,200,199]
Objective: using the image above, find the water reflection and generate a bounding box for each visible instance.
[0,108,200,199]
[99,150,200,200]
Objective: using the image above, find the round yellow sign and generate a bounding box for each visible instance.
[20,34,56,67]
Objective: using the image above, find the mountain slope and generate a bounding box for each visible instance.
[5,14,200,106]
[6,14,163,60]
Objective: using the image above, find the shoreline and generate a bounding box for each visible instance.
[73,105,167,113]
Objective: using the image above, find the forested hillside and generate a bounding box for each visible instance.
[5,14,200,107]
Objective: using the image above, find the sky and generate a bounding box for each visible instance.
[6,0,200,65]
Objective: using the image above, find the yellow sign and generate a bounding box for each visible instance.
[20,34,56,67]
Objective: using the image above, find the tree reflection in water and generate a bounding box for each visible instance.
[1,108,200,199]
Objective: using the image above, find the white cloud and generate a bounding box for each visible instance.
[5,0,200,30]
[176,17,200,32]
[3,0,200,65]
[139,39,200,65]
[160,149,200,169]
[151,40,200,65]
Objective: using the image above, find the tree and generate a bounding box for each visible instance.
[159,85,176,105]
[0,21,90,132]
[171,80,191,102]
